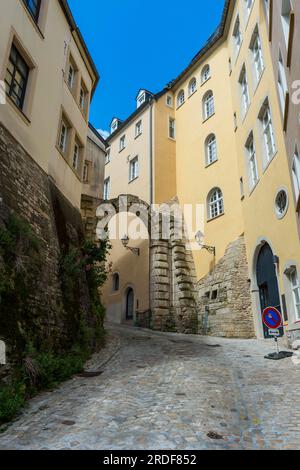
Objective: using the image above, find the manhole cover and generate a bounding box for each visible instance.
[207,431,224,440]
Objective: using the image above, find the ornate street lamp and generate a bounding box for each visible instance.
[195,231,216,256]
[121,235,140,256]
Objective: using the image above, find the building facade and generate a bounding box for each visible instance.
[0,0,101,366]
[101,0,300,343]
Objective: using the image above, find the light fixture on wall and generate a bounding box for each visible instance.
[121,235,140,256]
[195,231,216,256]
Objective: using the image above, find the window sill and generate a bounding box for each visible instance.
[119,147,126,154]
[201,76,211,87]
[262,150,278,175]
[19,0,45,39]
[135,133,142,140]
[129,176,139,184]
[207,212,225,223]
[188,89,198,99]
[176,102,185,110]
[248,179,260,197]
[234,41,243,66]
[202,112,215,124]
[241,104,251,124]
[168,136,176,142]
[55,145,82,182]
[205,159,218,169]
[253,68,265,96]
[6,94,31,126]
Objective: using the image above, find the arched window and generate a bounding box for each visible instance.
[203,91,215,120]
[177,89,185,107]
[205,134,217,165]
[188,78,197,96]
[112,272,120,292]
[201,65,211,83]
[208,188,224,219]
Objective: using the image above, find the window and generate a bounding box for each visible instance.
[79,83,88,113]
[278,50,288,113]
[177,90,185,107]
[260,101,276,164]
[201,65,211,83]
[103,177,110,200]
[189,78,197,96]
[289,268,300,320]
[72,142,80,170]
[137,93,146,108]
[292,149,300,203]
[105,148,110,165]
[208,188,224,220]
[205,134,217,165]
[23,0,41,22]
[5,44,29,110]
[244,0,253,20]
[59,119,69,154]
[245,134,259,190]
[83,162,89,183]
[264,0,270,23]
[119,135,126,152]
[203,91,215,120]
[112,273,120,292]
[233,17,242,58]
[135,120,142,137]
[281,0,292,47]
[250,28,264,83]
[275,189,289,219]
[67,62,75,90]
[129,157,139,182]
[169,118,176,139]
[239,66,250,116]
[166,94,173,107]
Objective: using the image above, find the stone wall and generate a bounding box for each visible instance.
[0,122,92,367]
[197,236,255,338]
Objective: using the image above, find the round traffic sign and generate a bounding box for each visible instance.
[262,307,282,329]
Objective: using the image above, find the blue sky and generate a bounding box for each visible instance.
[68,0,225,136]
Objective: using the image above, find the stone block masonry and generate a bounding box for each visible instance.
[197,236,255,338]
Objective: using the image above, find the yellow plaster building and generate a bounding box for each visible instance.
[102,0,300,343]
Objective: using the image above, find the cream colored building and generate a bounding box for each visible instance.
[0,0,99,209]
[101,0,300,342]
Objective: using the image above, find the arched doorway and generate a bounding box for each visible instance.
[256,243,282,338]
[125,288,135,320]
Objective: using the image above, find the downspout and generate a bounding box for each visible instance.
[149,98,154,205]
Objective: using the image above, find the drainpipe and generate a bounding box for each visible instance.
[149,99,154,205]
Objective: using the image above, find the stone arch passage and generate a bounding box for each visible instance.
[96,195,199,333]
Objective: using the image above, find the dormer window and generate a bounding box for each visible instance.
[137,93,146,108]
[110,118,122,134]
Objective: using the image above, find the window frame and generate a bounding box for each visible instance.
[169,117,176,140]
[239,65,250,117]
[58,119,69,155]
[83,161,90,183]
[23,0,41,24]
[260,102,276,165]
[208,188,224,220]
[119,135,126,152]
[5,44,30,111]
[129,156,139,182]
[203,91,215,120]
[245,134,259,191]
[177,90,185,108]
[103,177,111,200]
[205,134,217,166]
[201,65,211,84]
[292,149,300,206]
[250,27,265,85]
[135,120,142,138]
[289,268,300,321]
[188,78,197,96]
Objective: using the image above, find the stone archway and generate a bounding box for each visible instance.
[96,195,199,334]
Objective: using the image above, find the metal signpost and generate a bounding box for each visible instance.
[262,307,293,360]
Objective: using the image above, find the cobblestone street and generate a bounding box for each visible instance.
[0,323,299,450]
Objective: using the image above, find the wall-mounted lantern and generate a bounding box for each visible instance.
[195,231,216,256]
[121,235,140,256]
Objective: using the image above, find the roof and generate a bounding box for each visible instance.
[106,0,232,141]
[88,123,108,149]
[170,0,231,89]
[58,0,100,94]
